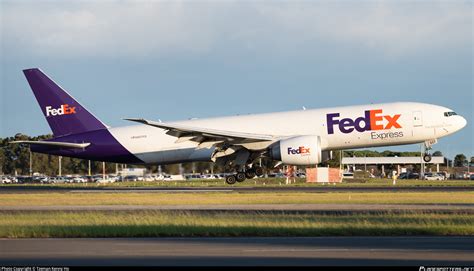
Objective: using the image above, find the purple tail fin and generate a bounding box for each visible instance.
[23,68,108,137]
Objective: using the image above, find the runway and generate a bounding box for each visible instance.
[1,237,473,266]
[1,203,473,213]
[1,185,473,194]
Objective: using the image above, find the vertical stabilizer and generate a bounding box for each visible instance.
[23,68,107,137]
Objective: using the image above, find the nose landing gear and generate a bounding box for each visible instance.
[423,153,432,163]
[422,139,437,163]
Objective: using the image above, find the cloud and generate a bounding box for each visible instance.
[1,1,471,59]
[247,1,471,56]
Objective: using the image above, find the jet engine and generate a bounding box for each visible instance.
[268,135,327,165]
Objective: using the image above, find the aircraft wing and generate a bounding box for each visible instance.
[10,140,91,149]
[124,118,277,147]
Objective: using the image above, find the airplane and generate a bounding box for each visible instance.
[12,68,467,184]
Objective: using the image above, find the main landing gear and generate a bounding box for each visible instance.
[225,166,265,185]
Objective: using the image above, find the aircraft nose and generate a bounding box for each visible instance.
[459,115,467,129]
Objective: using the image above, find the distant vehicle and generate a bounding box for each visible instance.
[16,176,33,183]
[423,172,444,181]
[111,176,122,182]
[71,177,87,183]
[151,175,161,181]
[95,178,115,183]
[342,172,354,179]
[63,177,74,183]
[48,177,67,184]
[267,173,285,178]
[453,173,465,180]
[398,172,419,180]
[36,176,49,183]
[185,174,204,180]
[296,172,306,178]
[155,174,164,181]
[143,174,155,181]
[32,176,43,183]
[7,176,18,183]
[83,176,94,182]
[122,175,144,181]
[436,171,450,179]
[91,176,101,182]
[123,175,139,182]
[200,174,220,180]
[470,174,474,180]
[161,174,173,181]
[1,176,13,184]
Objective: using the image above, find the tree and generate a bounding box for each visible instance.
[432,151,443,157]
[0,147,5,175]
[322,150,341,167]
[454,154,467,167]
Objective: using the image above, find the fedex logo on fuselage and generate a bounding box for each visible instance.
[288,146,311,155]
[45,104,76,117]
[326,109,401,134]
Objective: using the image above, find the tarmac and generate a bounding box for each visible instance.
[1,203,473,213]
[1,237,473,266]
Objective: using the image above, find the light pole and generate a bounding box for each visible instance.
[29,147,33,176]
[102,161,106,180]
[364,155,367,173]
[420,144,424,180]
[58,156,62,176]
[339,150,343,172]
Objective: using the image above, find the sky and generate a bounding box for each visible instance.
[0,0,472,159]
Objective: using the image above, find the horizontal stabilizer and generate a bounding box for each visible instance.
[10,140,90,149]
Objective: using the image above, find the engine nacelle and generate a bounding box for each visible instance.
[268,135,322,165]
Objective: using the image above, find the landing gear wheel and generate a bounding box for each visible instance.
[236,172,246,182]
[245,169,256,179]
[423,153,432,163]
[254,166,264,177]
[225,175,237,185]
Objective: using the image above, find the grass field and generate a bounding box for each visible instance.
[2,181,473,238]
[1,210,472,238]
[1,191,474,206]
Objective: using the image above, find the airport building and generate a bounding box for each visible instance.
[341,156,445,177]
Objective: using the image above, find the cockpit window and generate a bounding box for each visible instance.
[444,112,457,117]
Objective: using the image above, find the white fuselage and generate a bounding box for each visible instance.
[108,102,467,164]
